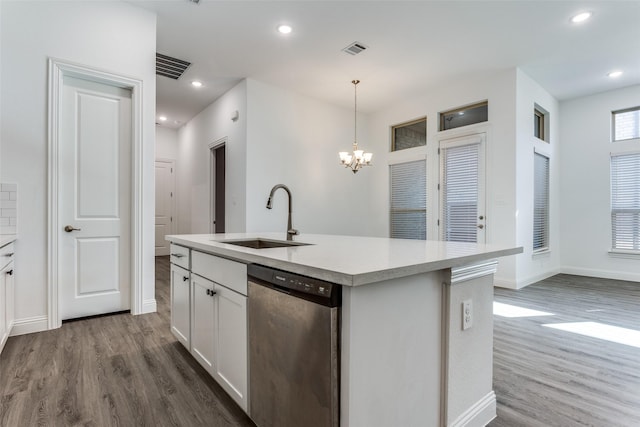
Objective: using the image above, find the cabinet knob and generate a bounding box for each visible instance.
[183,276,189,282]
[210,289,217,297]
[6,269,13,276]
[477,224,484,229]
[206,289,210,296]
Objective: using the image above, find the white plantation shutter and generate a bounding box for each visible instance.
[533,152,550,251]
[442,143,479,242]
[390,160,426,240]
[611,152,640,250]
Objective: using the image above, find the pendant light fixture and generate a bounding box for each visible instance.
[339,80,372,173]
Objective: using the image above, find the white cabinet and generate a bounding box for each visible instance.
[190,274,216,372]
[169,246,249,412]
[212,282,247,410]
[170,263,191,349]
[0,242,15,353]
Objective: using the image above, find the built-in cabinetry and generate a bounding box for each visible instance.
[169,244,248,412]
[0,241,15,353]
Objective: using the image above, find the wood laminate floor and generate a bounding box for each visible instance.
[1,260,638,426]
[0,256,255,427]
[488,274,640,427]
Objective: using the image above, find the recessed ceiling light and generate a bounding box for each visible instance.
[158,116,167,121]
[277,24,292,35]
[608,70,623,78]
[571,12,592,23]
[191,81,203,88]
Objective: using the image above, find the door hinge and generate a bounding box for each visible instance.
[437,183,440,190]
[170,217,173,222]
[170,192,173,197]
[438,148,441,155]
[171,168,173,173]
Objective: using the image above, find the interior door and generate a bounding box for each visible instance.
[439,133,486,243]
[155,159,175,256]
[59,75,132,320]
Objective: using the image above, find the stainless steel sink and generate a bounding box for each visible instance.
[217,238,311,249]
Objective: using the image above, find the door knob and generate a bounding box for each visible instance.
[477,224,484,229]
[64,225,82,232]
[479,215,484,220]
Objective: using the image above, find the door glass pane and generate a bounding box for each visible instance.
[442,143,479,242]
[390,160,426,239]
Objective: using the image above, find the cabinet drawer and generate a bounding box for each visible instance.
[192,251,247,296]
[0,243,14,271]
[170,244,190,269]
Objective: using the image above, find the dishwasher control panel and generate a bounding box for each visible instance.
[272,273,333,297]
[248,264,341,307]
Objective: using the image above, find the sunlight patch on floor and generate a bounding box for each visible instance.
[493,302,555,318]
[542,322,640,348]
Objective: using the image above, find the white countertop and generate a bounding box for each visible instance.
[166,233,522,286]
[0,234,16,248]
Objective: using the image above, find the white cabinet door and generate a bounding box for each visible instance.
[0,261,13,352]
[170,263,190,349]
[191,274,216,375]
[213,283,248,411]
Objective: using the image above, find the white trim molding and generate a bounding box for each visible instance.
[10,316,49,336]
[449,391,497,427]
[450,260,498,285]
[142,299,157,314]
[47,58,145,329]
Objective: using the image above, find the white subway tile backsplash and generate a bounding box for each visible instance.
[0,183,17,235]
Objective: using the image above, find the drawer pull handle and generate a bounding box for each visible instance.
[171,253,185,258]
[183,276,189,282]
[206,289,217,297]
[3,253,13,257]
[6,269,13,276]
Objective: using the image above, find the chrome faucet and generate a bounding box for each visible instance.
[266,184,299,241]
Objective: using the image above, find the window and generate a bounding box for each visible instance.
[611,153,640,251]
[390,160,426,239]
[391,118,426,151]
[613,107,640,142]
[534,105,549,142]
[439,101,488,131]
[533,152,550,251]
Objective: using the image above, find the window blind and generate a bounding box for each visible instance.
[390,160,426,240]
[611,153,640,250]
[442,143,479,242]
[533,152,550,251]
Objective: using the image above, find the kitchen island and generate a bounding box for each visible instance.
[166,232,522,427]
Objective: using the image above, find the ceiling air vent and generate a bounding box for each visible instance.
[156,53,191,80]
[342,42,368,56]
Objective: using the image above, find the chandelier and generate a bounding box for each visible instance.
[339,80,372,173]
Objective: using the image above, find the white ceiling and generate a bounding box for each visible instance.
[129,0,640,129]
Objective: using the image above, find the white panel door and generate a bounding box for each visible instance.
[439,133,486,243]
[59,76,132,320]
[155,160,175,256]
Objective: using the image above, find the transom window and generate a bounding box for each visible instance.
[612,107,640,142]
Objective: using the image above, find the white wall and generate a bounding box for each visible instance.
[245,79,374,237]
[0,1,156,330]
[366,69,520,286]
[177,80,247,234]
[156,126,179,160]
[559,84,640,282]
[513,69,561,288]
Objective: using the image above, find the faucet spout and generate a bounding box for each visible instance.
[266,184,299,241]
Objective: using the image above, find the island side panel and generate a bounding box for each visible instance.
[340,271,443,427]
[442,261,498,427]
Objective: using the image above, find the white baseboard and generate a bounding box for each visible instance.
[10,315,49,336]
[450,391,497,427]
[493,277,517,289]
[560,266,640,283]
[141,298,157,314]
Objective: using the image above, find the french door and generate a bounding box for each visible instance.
[439,133,486,243]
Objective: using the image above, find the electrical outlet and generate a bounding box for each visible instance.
[462,299,473,330]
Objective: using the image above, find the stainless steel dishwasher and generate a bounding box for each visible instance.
[247,264,341,427]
